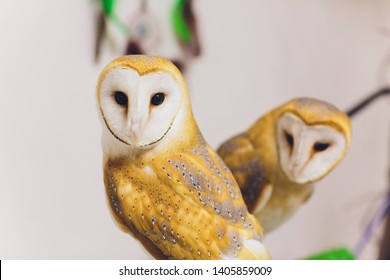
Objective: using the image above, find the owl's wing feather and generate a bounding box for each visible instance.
[217,133,272,214]
[104,163,169,260]
[150,141,269,259]
[240,239,270,260]
[104,139,270,259]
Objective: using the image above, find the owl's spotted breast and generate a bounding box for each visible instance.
[104,143,265,259]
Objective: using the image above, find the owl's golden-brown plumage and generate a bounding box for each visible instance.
[97,55,269,259]
[218,98,352,233]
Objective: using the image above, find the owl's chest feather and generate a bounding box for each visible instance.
[103,154,263,259]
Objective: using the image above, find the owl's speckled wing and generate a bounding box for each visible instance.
[104,140,269,260]
[217,133,273,215]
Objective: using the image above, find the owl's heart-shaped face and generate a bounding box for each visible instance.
[276,112,347,184]
[98,67,183,148]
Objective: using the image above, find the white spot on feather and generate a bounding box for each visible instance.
[221,238,270,260]
[252,184,273,215]
[118,183,133,198]
[241,239,269,258]
[143,165,155,175]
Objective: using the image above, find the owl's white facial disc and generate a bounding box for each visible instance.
[99,68,183,147]
[276,112,346,184]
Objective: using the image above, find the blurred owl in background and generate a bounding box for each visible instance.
[96,55,270,259]
[217,98,352,233]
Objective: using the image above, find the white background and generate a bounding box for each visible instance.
[0,0,390,260]
[2,260,390,280]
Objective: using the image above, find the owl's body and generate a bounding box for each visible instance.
[218,98,352,233]
[104,137,265,259]
[97,55,269,259]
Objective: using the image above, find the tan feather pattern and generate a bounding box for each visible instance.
[104,135,268,260]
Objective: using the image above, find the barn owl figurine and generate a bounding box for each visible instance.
[217,98,352,233]
[96,55,270,260]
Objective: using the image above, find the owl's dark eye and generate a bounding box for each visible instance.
[284,131,294,148]
[313,142,330,152]
[114,91,128,106]
[151,93,165,106]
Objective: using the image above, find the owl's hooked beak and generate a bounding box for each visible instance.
[291,160,306,179]
[287,155,310,184]
[288,132,311,182]
[129,118,146,141]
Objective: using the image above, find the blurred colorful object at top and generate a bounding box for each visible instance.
[94,0,201,72]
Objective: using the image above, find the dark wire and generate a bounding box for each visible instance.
[346,87,390,117]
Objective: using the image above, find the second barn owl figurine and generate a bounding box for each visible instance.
[217,98,352,233]
[96,55,270,260]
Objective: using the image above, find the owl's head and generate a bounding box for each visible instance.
[275,98,352,184]
[97,55,194,151]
